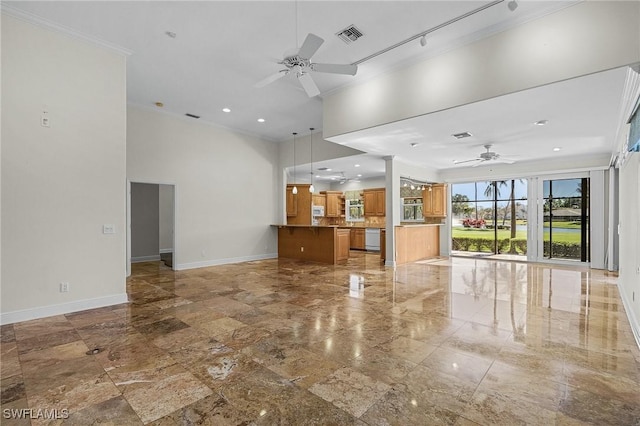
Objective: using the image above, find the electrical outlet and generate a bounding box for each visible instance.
[60,282,70,293]
[103,224,115,234]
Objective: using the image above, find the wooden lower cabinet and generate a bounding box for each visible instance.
[380,229,386,262]
[336,229,350,261]
[350,228,365,250]
[395,225,440,264]
[276,226,350,264]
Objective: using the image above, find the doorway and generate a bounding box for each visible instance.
[127,182,176,275]
[542,178,589,262]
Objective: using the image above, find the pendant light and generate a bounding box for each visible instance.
[292,132,298,194]
[309,128,315,193]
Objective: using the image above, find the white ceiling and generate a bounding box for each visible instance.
[4,0,630,181]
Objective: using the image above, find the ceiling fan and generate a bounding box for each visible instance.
[453,144,516,167]
[255,33,358,97]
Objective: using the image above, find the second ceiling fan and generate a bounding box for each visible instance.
[255,32,358,97]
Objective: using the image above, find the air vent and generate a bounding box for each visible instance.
[336,25,364,44]
[452,131,473,139]
[185,113,200,119]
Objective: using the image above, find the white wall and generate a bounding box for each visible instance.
[159,184,174,253]
[131,183,160,260]
[618,153,640,345]
[127,106,279,270]
[1,15,127,323]
[323,1,640,139]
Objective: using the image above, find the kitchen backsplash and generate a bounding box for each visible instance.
[317,215,385,227]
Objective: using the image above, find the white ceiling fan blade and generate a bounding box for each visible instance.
[255,70,288,88]
[453,158,481,165]
[471,159,489,168]
[298,33,324,59]
[312,63,358,76]
[298,73,320,97]
[494,158,516,164]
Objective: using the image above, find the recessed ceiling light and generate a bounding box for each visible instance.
[553,147,561,152]
[452,132,473,139]
[534,120,548,126]
[222,108,231,113]
[410,142,419,147]
[354,164,360,167]
[257,118,265,123]
[165,31,177,39]
[357,174,362,177]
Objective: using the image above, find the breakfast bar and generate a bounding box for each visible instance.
[273,225,351,264]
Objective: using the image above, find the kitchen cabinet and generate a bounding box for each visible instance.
[286,186,297,217]
[286,184,312,225]
[312,194,326,209]
[350,228,365,250]
[363,188,385,216]
[423,184,447,218]
[336,229,351,261]
[322,191,345,218]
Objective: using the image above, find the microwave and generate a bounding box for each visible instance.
[312,205,325,217]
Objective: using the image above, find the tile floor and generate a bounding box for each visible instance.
[1,253,639,425]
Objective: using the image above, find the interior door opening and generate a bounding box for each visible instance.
[127,182,176,275]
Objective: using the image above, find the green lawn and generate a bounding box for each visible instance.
[453,227,581,243]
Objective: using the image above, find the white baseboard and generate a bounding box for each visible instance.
[0,293,129,325]
[159,248,173,254]
[131,255,161,263]
[175,253,278,271]
[617,283,640,349]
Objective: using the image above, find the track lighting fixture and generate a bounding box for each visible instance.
[507,0,518,11]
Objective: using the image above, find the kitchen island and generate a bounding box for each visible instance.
[395,224,442,264]
[273,225,350,264]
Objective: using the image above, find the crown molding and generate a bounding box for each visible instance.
[1,4,133,56]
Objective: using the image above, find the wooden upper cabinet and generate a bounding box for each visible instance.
[286,186,297,217]
[364,188,385,216]
[423,184,447,218]
[312,194,326,209]
[287,184,312,224]
[322,191,344,218]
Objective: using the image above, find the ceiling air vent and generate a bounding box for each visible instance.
[185,113,200,119]
[452,131,473,139]
[336,25,364,44]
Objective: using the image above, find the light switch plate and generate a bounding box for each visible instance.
[103,224,115,234]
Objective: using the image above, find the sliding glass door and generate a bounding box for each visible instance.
[542,178,589,261]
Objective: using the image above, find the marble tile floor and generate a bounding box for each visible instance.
[1,253,639,425]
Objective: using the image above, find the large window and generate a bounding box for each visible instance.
[542,178,589,261]
[451,180,528,255]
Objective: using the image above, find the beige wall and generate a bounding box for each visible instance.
[618,153,640,345]
[127,106,279,270]
[1,15,127,322]
[323,1,640,139]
